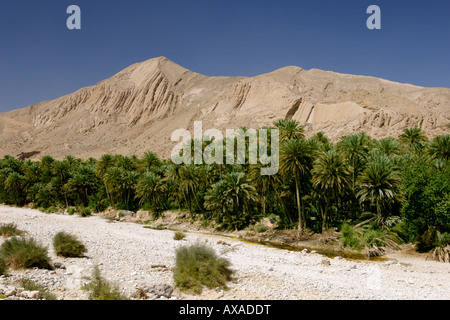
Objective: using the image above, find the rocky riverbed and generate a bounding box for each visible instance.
[0,205,449,300]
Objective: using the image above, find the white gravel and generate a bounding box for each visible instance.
[1,205,449,300]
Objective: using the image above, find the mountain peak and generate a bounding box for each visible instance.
[0,58,449,160]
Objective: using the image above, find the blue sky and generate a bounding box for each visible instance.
[0,0,449,113]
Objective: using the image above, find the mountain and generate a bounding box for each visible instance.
[0,56,449,159]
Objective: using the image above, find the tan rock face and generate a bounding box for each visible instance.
[0,56,449,159]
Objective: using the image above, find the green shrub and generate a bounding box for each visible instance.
[78,207,91,217]
[20,278,57,300]
[0,223,24,237]
[53,231,87,258]
[173,243,234,294]
[0,237,52,270]
[67,207,76,215]
[173,231,186,240]
[416,227,438,253]
[340,222,401,257]
[46,206,58,214]
[83,265,128,300]
[254,223,268,233]
[340,223,362,251]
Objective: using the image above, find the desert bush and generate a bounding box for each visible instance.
[83,265,128,300]
[173,231,186,240]
[77,207,92,217]
[340,222,401,257]
[53,231,87,258]
[0,223,24,237]
[0,237,52,270]
[429,232,450,263]
[254,223,268,233]
[20,278,57,300]
[340,223,362,251]
[45,206,58,214]
[173,243,234,294]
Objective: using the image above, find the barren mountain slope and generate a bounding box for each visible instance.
[0,56,449,159]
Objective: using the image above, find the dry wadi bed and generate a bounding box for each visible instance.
[0,205,449,300]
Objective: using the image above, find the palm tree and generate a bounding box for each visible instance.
[399,127,428,155]
[337,133,371,219]
[103,166,124,206]
[96,154,114,177]
[248,163,281,216]
[205,171,258,230]
[375,137,401,157]
[139,151,161,172]
[273,119,305,142]
[356,157,399,227]
[178,165,202,214]
[51,160,70,206]
[135,171,166,213]
[122,170,138,210]
[312,150,351,232]
[64,164,98,207]
[428,134,450,161]
[5,171,25,205]
[279,139,314,231]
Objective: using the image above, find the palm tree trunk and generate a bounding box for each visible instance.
[274,188,292,225]
[295,177,302,232]
[322,201,330,233]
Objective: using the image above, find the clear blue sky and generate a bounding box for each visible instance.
[0,0,449,113]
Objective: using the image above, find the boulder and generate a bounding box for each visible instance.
[138,283,174,299]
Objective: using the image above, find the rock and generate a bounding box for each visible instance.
[22,290,42,299]
[139,283,173,298]
[116,210,134,221]
[53,262,66,269]
[135,210,151,222]
[4,287,17,297]
[321,259,331,266]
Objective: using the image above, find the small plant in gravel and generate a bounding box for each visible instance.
[19,278,57,300]
[45,206,59,214]
[173,231,186,240]
[0,223,24,238]
[83,265,129,300]
[53,231,87,258]
[0,237,52,270]
[173,243,234,294]
[430,232,450,263]
[77,207,92,217]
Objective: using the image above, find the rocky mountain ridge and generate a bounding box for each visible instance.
[0,56,449,159]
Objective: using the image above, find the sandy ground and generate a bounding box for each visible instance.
[0,205,449,300]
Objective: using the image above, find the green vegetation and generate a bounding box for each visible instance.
[19,278,57,300]
[0,123,448,257]
[83,265,129,300]
[173,243,234,294]
[173,231,186,240]
[0,237,52,270]
[0,223,24,237]
[53,231,87,257]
